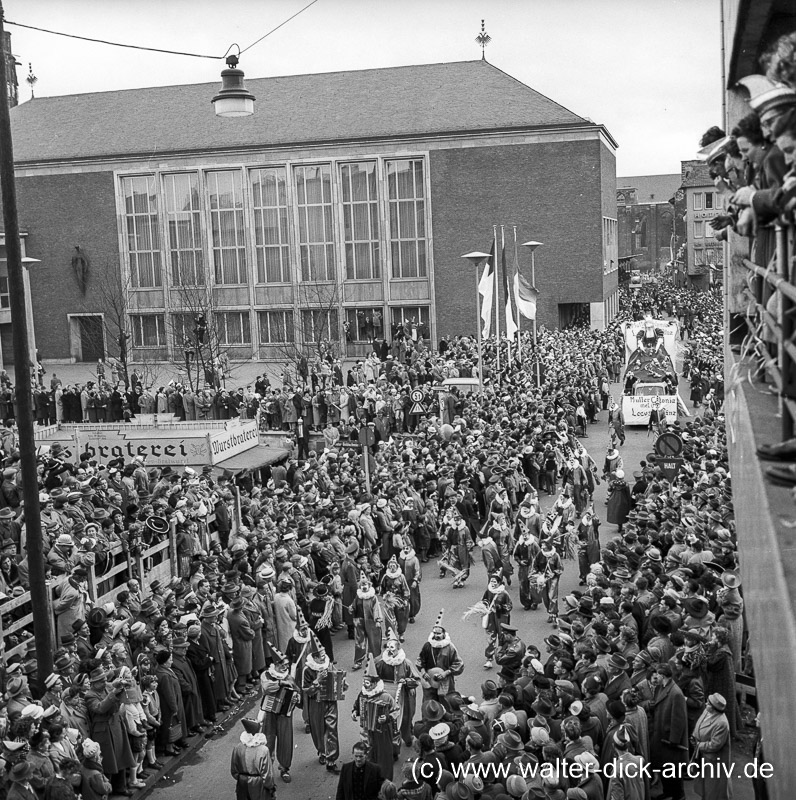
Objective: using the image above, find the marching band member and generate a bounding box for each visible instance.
[352,575,383,671]
[352,657,397,782]
[379,556,410,641]
[301,632,343,775]
[532,540,564,624]
[374,628,419,750]
[230,718,275,800]
[416,611,464,704]
[257,646,300,784]
[398,542,422,623]
[481,573,512,670]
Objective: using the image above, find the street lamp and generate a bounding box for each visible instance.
[212,54,256,117]
[461,251,491,390]
[521,241,544,388]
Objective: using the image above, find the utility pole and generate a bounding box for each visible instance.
[0,2,53,679]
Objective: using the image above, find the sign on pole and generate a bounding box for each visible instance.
[659,457,684,482]
[654,432,683,458]
[409,388,426,416]
[358,425,376,448]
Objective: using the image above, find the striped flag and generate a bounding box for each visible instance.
[515,271,538,319]
[477,241,495,337]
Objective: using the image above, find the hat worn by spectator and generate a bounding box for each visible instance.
[422,699,445,722]
[708,693,727,712]
[429,722,450,742]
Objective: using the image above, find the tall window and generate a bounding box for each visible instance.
[215,311,251,345]
[388,159,427,278]
[294,165,335,281]
[693,221,704,238]
[251,168,290,283]
[130,314,165,348]
[340,162,380,280]
[391,306,430,339]
[207,171,247,285]
[705,193,714,209]
[345,307,384,342]
[705,221,714,238]
[171,312,194,350]
[301,308,339,344]
[0,276,8,309]
[163,173,204,286]
[122,176,162,288]
[693,193,703,210]
[257,310,294,344]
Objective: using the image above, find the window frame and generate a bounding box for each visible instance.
[387,158,428,279]
[693,192,703,211]
[345,307,385,342]
[0,276,8,309]
[250,167,291,284]
[207,169,248,286]
[693,221,704,239]
[121,175,163,289]
[163,172,204,287]
[214,311,252,346]
[301,308,339,345]
[130,314,166,349]
[257,309,295,345]
[294,164,336,283]
[340,161,381,281]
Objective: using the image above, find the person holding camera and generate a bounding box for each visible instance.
[84,666,137,796]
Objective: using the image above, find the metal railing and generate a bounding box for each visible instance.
[741,222,796,441]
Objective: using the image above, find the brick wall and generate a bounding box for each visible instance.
[429,138,608,336]
[14,171,121,359]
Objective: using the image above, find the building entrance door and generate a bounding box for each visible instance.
[76,316,104,362]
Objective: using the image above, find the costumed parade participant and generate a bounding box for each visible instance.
[374,628,419,750]
[230,718,275,800]
[351,657,397,782]
[398,542,422,624]
[467,573,512,670]
[257,646,300,783]
[351,575,383,671]
[301,632,344,775]
[415,611,464,704]
[379,556,410,642]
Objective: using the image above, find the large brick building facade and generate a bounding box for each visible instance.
[3,60,617,367]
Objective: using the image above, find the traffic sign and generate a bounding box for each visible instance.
[409,402,426,415]
[659,457,684,482]
[358,426,376,447]
[654,432,683,458]
[410,389,424,403]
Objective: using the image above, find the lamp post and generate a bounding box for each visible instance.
[461,251,491,390]
[521,241,544,388]
[0,2,52,680]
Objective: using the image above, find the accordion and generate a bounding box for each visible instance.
[362,699,389,732]
[318,670,347,702]
[261,686,299,717]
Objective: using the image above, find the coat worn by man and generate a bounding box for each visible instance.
[200,618,234,709]
[156,662,188,748]
[53,577,89,641]
[228,604,256,683]
[230,729,275,800]
[84,680,136,777]
[649,678,689,774]
[171,648,204,730]
[273,590,297,653]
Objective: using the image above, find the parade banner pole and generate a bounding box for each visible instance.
[502,225,511,366]
[494,225,500,375]
[513,226,522,360]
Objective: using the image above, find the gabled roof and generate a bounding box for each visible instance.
[617,174,681,204]
[9,60,598,164]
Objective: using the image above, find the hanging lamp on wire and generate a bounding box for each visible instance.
[212,46,255,117]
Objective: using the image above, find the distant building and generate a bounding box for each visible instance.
[3,60,618,369]
[678,160,724,290]
[616,174,680,275]
[1,31,18,108]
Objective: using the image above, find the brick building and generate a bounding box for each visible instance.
[2,60,617,368]
[616,174,680,274]
[677,159,725,290]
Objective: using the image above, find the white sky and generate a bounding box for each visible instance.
[5,0,721,176]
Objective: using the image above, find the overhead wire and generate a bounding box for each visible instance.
[5,0,323,62]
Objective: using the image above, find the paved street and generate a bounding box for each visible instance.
[147,376,671,800]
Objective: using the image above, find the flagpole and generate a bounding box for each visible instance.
[513,226,522,362]
[475,261,484,390]
[494,224,500,375]
[502,225,511,366]
[531,247,540,387]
